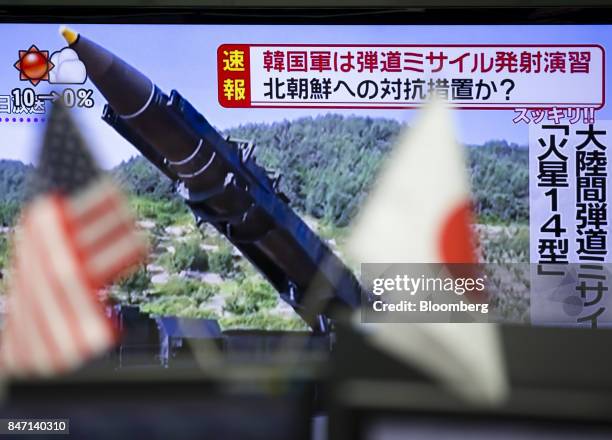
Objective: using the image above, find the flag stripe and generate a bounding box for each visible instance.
[53,196,117,355]
[25,200,93,362]
[1,295,30,374]
[78,211,136,259]
[2,317,26,375]
[87,230,147,284]
[70,180,146,285]
[93,241,148,287]
[34,197,114,358]
[0,319,16,372]
[1,180,144,376]
[0,105,146,377]
[68,178,117,219]
[5,229,42,374]
[10,258,53,375]
[13,233,65,374]
[21,212,88,370]
[70,180,122,226]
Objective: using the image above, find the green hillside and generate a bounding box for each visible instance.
[223,115,529,226]
[112,156,175,199]
[0,115,531,325]
[0,115,529,227]
[0,160,34,226]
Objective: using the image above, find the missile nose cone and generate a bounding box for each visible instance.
[59,25,79,45]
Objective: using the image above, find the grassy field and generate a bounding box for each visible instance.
[110,196,310,331]
[0,121,531,328]
[0,195,530,328]
[114,196,531,328]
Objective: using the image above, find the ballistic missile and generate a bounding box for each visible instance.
[61,26,362,331]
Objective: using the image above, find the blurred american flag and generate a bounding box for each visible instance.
[0,104,147,377]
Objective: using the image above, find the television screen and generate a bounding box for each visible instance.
[0,23,609,330]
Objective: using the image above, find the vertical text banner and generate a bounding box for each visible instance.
[218,44,604,109]
[530,122,612,327]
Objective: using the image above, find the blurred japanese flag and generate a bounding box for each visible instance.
[347,100,508,404]
[348,100,476,265]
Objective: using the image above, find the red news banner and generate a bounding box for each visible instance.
[217,44,605,110]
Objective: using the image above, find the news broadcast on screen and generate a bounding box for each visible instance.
[0,3,610,439]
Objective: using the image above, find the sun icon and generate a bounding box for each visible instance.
[14,45,55,86]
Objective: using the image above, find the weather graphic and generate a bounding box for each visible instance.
[49,47,86,84]
[13,45,54,86]
[2,39,94,122]
[14,44,87,86]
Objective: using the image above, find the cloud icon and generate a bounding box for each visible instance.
[49,47,86,84]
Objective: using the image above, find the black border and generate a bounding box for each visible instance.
[0,7,611,25]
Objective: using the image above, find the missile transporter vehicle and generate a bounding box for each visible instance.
[62,27,363,340]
